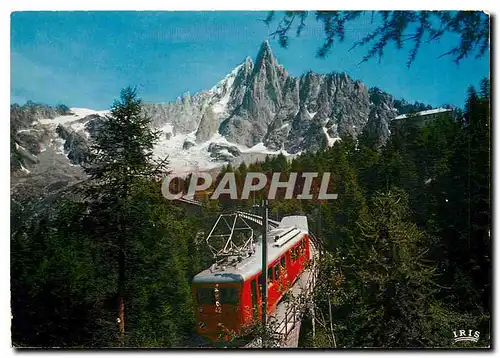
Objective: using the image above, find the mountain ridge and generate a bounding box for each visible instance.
[11,41,447,177]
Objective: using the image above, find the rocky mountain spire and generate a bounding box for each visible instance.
[254,40,277,72]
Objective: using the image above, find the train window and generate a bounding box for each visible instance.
[267,267,274,281]
[258,274,266,291]
[196,287,214,305]
[251,280,258,302]
[275,264,280,280]
[280,256,286,270]
[251,280,258,319]
[219,287,239,304]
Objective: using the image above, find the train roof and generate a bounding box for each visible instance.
[192,216,308,284]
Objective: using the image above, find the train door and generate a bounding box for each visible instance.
[276,256,289,295]
[289,241,304,282]
[304,235,311,260]
[250,278,260,323]
[299,238,307,267]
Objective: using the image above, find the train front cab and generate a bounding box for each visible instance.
[193,281,242,341]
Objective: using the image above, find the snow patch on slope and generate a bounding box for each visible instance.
[209,63,242,93]
[212,95,231,114]
[34,106,297,173]
[394,108,451,120]
[154,133,236,173]
[323,127,341,147]
[153,126,295,173]
[20,164,30,174]
[210,64,243,114]
[38,107,110,126]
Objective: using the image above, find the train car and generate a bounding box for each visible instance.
[192,216,311,341]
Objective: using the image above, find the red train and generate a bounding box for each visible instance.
[192,216,311,341]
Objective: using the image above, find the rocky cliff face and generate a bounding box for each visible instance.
[195,106,218,143]
[55,124,89,165]
[10,102,74,172]
[10,103,88,204]
[142,93,201,134]
[364,88,398,148]
[220,41,289,147]
[141,59,249,139]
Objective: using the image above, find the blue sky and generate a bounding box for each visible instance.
[11,11,490,110]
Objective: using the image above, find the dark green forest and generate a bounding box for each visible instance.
[11,79,491,347]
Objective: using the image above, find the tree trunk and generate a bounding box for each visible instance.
[328,294,336,348]
[119,296,125,346]
[310,303,316,344]
[118,249,125,347]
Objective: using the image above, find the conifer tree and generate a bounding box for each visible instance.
[433,80,491,314]
[317,190,423,346]
[82,87,168,346]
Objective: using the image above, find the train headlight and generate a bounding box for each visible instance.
[199,321,206,329]
[198,306,203,313]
